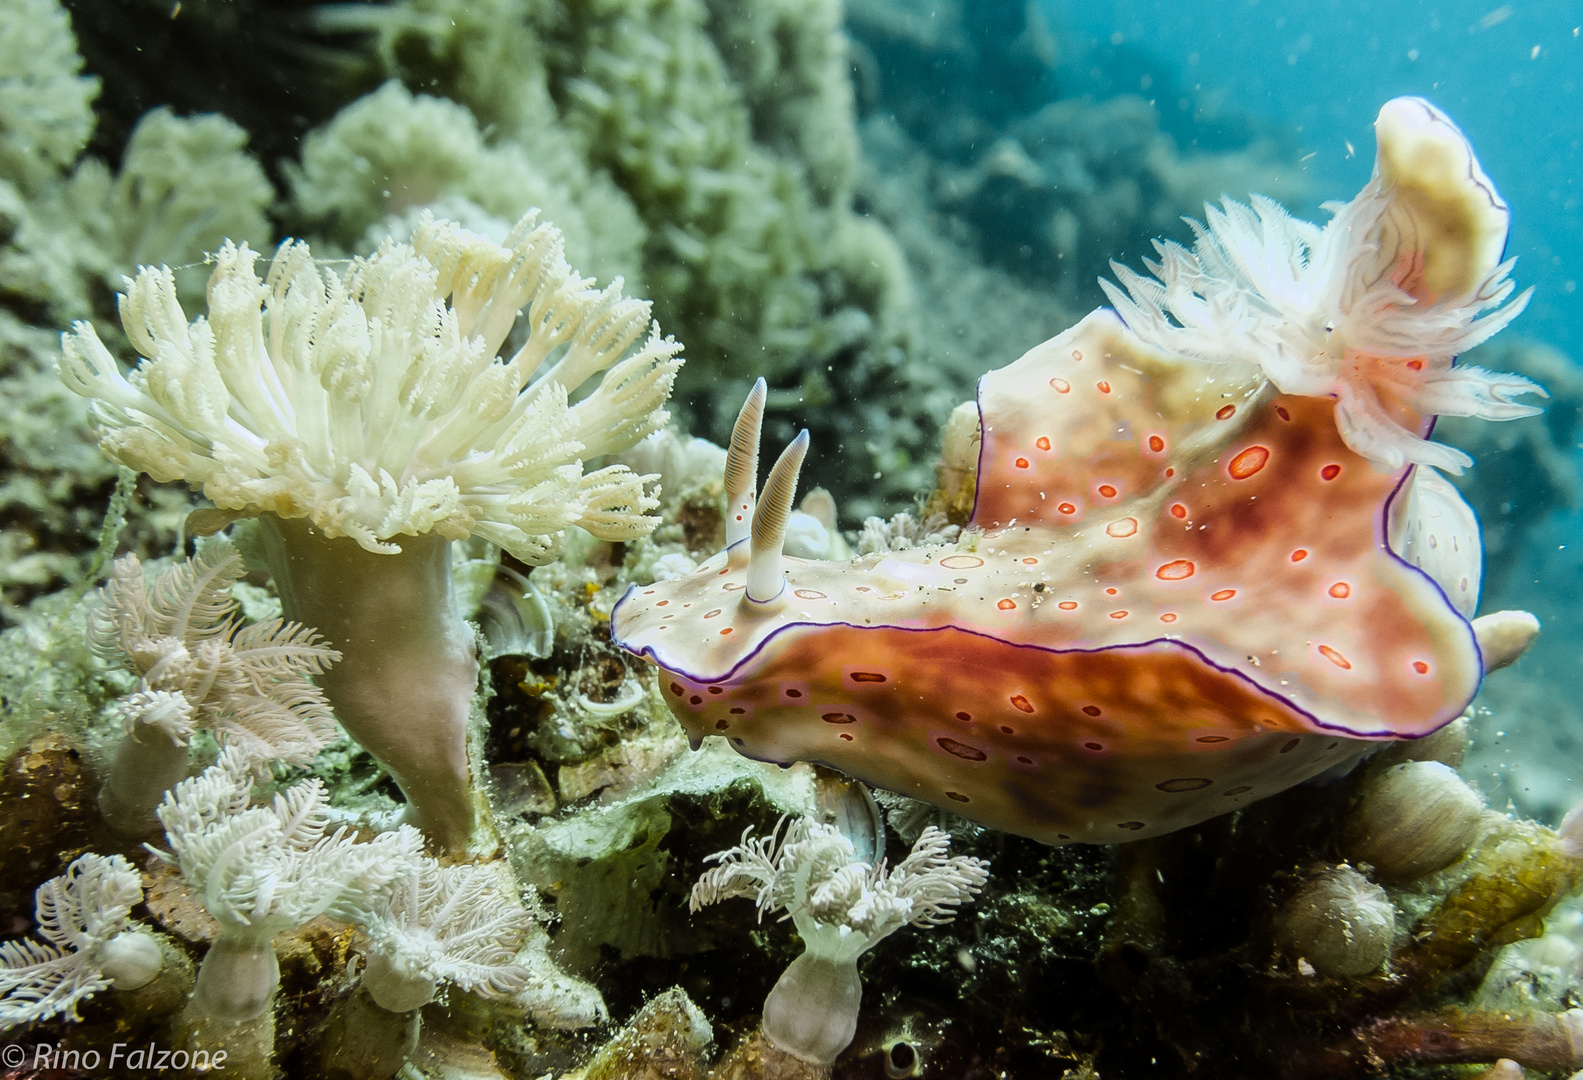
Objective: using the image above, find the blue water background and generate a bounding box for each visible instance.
[1048,0,1582,352]
[1043,0,1583,809]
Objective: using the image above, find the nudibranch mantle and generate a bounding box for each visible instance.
[613,308,1482,844]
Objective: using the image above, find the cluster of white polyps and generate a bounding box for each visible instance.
[0,854,163,1028]
[691,818,989,1064]
[89,539,339,833]
[59,210,684,850]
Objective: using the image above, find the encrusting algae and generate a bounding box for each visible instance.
[2,1,1583,1076]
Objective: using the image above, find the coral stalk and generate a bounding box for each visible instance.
[258,517,477,849]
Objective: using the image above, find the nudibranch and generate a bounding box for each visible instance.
[612,98,1539,845]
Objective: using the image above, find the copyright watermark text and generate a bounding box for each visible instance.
[2,1041,227,1072]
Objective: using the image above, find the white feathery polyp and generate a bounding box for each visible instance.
[59,210,682,561]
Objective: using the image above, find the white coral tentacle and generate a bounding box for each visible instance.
[355,847,545,1013]
[0,854,160,1029]
[155,749,422,1023]
[691,818,988,1065]
[89,541,340,834]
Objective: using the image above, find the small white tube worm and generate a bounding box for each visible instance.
[746,430,810,605]
[724,378,768,562]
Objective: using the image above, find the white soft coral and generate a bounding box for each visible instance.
[155,749,418,1022]
[58,210,680,560]
[357,848,539,1012]
[88,539,340,835]
[1102,96,1542,473]
[0,854,161,1028]
[90,540,339,761]
[692,818,989,1064]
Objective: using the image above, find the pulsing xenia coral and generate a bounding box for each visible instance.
[154,749,416,1025]
[358,849,541,1013]
[691,818,989,1064]
[89,539,339,832]
[1101,97,1542,474]
[58,210,684,850]
[0,854,162,1028]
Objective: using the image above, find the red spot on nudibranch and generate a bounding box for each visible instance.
[1156,778,1213,792]
[998,598,1017,610]
[1228,445,1271,479]
[1082,705,1102,717]
[1164,467,1176,477]
[704,608,721,618]
[1320,464,1342,481]
[1148,434,1166,453]
[1216,404,1236,420]
[1412,660,1430,674]
[1084,741,1105,751]
[1407,358,1424,371]
[1058,502,1078,515]
[1000,725,1015,734]
[1291,549,1309,562]
[937,738,987,761]
[1058,601,1078,611]
[940,555,985,570]
[1105,518,1138,538]
[1015,457,1030,469]
[1195,735,1229,743]
[1010,695,1035,713]
[1050,377,1071,393]
[793,588,827,599]
[719,627,734,635]
[946,791,970,802]
[669,682,683,695]
[1097,484,1119,498]
[1097,380,1111,394]
[839,733,854,740]
[1276,405,1291,421]
[656,600,669,606]
[1170,503,1188,519]
[1110,610,1129,619]
[1156,559,1196,580]
[785,688,804,698]
[955,711,972,722]
[849,672,887,683]
[1105,587,1118,595]
[1318,645,1353,670]
[1328,582,1351,599]
[1280,738,1301,753]
[1022,557,1038,565]
[1035,436,1052,451]
[689,695,703,705]
[1160,613,1178,623]
[822,712,858,724]
[1211,589,1237,601]
[1071,350,1083,361]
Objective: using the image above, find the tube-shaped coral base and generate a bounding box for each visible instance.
[98,723,190,834]
[191,937,279,1023]
[258,515,479,851]
[762,952,862,1065]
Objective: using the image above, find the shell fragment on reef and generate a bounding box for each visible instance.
[613,307,1485,845]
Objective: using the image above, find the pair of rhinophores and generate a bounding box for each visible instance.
[612,97,1543,845]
